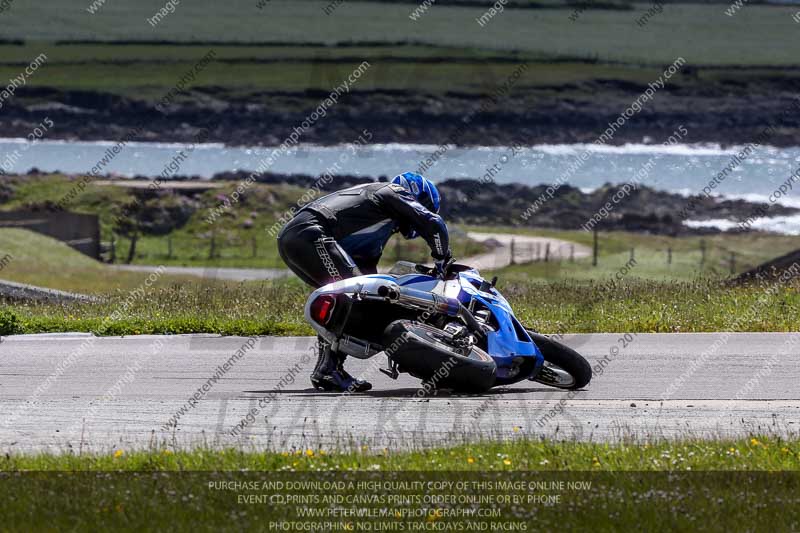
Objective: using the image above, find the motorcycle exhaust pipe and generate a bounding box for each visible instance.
[377,285,399,300]
[378,285,458,314]
[377,285,485,340]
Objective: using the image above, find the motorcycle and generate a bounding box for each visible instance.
[304,260,592,393]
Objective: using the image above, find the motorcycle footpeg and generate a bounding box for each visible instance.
[379,357,400,380]
[379,367,399,380]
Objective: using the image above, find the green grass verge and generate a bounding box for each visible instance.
[4,273,800,336]
[4,280,310,336]
[2,439,799,531]
[5,436,800,471]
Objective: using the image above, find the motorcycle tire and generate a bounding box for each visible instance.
[383,320,496,393]
[527,330,592,390]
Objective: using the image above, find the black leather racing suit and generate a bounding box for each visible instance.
[277,182,450,288]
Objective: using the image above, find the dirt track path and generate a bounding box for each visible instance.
[463,232,591,271]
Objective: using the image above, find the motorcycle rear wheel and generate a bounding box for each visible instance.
[527,331,592,390]
[383,320,496,393]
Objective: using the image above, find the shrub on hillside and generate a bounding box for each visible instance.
[0,309,20,335]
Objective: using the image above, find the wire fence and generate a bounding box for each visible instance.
[103,229,767,277]
[508,240,577,264]
[104,232,488,268]
[107,233,274,263]
[506,232,758,276]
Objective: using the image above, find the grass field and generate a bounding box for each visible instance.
[0,41,797,102]
[1,1,799,66]
[0,43,665,97]
[4,40,796,108]
[2,438,799,530]
[1,0,799,108]
[0,228,197,293]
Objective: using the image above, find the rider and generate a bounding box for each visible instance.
[277,172,452,392]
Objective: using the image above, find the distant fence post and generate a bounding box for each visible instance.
[110,234,116,263]
[630,248,635,262]
[592,229,598,267]
[167,235,173,260]
[570,244,574,263]
[209,233,217,260]
[510,239,516,265]
[667,247,672,265]
[544,242,550,263]
[252,236,257,258]
[729,251,736,275]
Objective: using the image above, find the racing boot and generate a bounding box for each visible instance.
[310,338,372,392]
[335,352,372,393]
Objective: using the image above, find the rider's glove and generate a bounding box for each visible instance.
[434,260,447,278]
[434,250,453,278]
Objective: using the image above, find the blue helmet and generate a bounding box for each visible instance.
[391,172,441,213]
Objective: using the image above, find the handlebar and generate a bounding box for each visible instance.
[415,257,458,280]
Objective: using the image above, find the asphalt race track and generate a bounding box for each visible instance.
[1,333,798,453]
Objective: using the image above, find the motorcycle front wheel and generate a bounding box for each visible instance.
[527,331,592,390]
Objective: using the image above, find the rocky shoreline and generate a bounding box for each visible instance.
[208,171,799,235]
[4,78,800,147]
[6,170,795,236]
